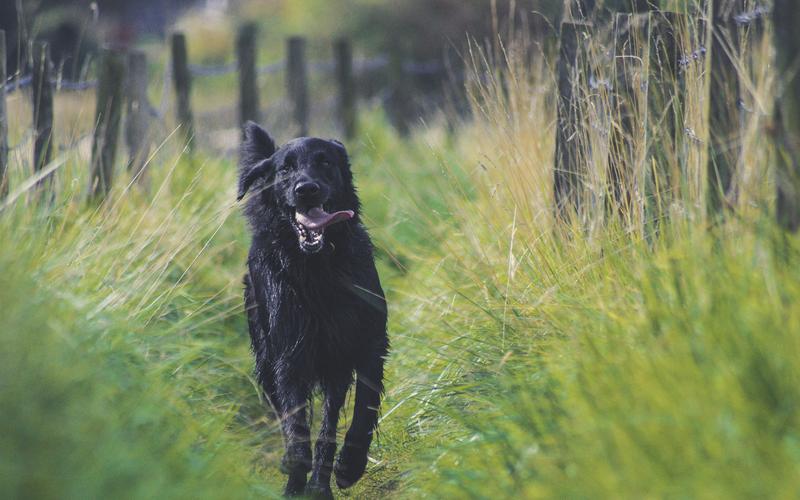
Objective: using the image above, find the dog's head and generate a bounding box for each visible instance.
[238,121,359,254]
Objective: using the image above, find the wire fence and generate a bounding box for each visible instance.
[187,56,443,77]
[1,47,449,162]
[4,75,98,94]
[4,54,444,95]
[733,5,770,26]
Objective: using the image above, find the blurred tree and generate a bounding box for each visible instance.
[346,0,562,125]
[0,0,201,77]
[352,0,561,62]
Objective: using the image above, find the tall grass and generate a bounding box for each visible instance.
[0,106,459,498]
[362,5,800,498]
[0,137,278,497]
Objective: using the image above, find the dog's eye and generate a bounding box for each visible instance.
[314,152,332,168]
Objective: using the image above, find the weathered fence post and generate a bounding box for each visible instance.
[287,36,309,136]
[707,0,745,216]
[607,12,650,223]
[554,21,591,220]
[601,0,656,16]
[0,30,8,198]
[334,38,356,139]
[125,50,150,185]
[563,0,597,21]
[387,46,412,136]
[171,32,194,150]
[90,48,126,201]
[32,42,54,189]
[773,0,800,231]
[237,22,259,133]
[644,11,686,225]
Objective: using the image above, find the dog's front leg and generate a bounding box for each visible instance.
[275,372,312,497]
[306,381,349,499]
[335,348,385,489]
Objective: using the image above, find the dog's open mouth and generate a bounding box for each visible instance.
[292,206,354,253]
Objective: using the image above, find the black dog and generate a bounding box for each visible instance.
[238,122,388,498]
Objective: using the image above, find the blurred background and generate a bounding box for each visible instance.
[1,0,562,153]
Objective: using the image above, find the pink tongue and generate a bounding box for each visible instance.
[296,207,354,230]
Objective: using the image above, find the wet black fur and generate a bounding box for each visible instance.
[238,122,388,498]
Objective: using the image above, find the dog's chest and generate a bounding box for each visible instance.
[270,265,366,357]
[293,286,364,380]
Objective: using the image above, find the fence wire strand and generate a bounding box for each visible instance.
[4,53,444,96]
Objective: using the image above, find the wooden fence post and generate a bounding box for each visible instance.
[287,36,309,136]
[90,48,126,201]
[707,0,745,216]
[171,32,194,150]
[773,0,800,231]
[125,50,150,184]
[32,42,54,190]
[334,38,356,139]
[554,21,591,220]
[644,11,686,225]
[563,0,597,21]
[0,30,8,198]
[601,0,656,16]
[607,12,650,222]
[237,22,259,133]
[387,46,411,136]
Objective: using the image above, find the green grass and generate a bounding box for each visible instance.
[3,107,799,498]
[3,7,800,498]
[0,151,271,498]
[390,221,800,498]
[0,109,464,498]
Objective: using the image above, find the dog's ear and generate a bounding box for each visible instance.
[242,121,276,160]
[237,157,273,201]
[238,122,277,201]
[328,139,349,162]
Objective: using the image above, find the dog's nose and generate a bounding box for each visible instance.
[294,181,320,198]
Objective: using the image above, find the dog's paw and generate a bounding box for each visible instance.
[280,448,312,476]
[334,442,369,489]
[283,471,308,497]
[305,482,334,500]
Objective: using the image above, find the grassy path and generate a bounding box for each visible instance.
[3,111,800,498]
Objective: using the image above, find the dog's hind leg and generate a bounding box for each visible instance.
[306,380,349,499]
[335,344,386,489]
